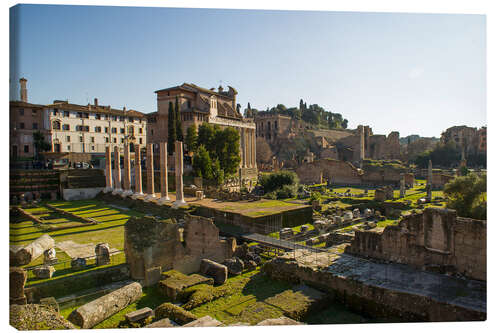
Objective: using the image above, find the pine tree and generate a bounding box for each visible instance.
[185,124,198,153]
[167,101,176,154]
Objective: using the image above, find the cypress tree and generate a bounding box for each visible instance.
[167,101,176,154]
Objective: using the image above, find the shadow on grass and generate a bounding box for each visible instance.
[240,271,292,302]
[12,223,126,243]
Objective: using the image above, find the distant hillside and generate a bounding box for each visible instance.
[400,134,439,145]
[246,99,348,130]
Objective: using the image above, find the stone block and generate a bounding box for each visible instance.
[200,259,227,285]
[43,248,57,265]
[144,266,162,287]
[71,258,87,270]
[40,296,59,313]
[145,318,178,328]
[95,243,111,266]
[10,267,27,300]
[183,315,224,327]
[223,258,244,275]
[33,265,56,279]
[125,307,153,323]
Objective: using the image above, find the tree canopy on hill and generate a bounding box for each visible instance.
[252,99,348,130]
[444,173,486,220]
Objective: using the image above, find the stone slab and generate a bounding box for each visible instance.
[145,318,178,328]
[256,317,303,326]
[57,241,118,259]
[125,307,153,323]
[182,315,224,327]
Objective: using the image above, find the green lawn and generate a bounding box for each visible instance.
[11,200,145,285]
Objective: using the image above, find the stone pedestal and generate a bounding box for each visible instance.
[112,146,123,195]
[400,174,406,198]
[122,143,133,197]
[95,243,111,266]
[144,143,156,201]
[173,141,186,208]
[10,267,27,305]
[157,142,170,205]
[132,144,144,199]
[104,146,113,192]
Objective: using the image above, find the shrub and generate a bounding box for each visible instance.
[154,303,197,325]
[275,184,297,199]
[260,171,298,194]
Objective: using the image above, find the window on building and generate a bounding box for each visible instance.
[119,116,125,122]
[20,122,25,129]
[139,138,143,144]
[24,145,29,153]
[105,137,109,143]
[77,112,83,118]
[112,127,117,134]
[66,136,71,142]
[32,122,38,130]
[83,112,89,119]
[121,138,124,143]
[129,117,134,122]
[120,128,125,134]
[151,129,154,135]
[105,127,109,133]
[128,126,134,135]
[112,116,117,121]
[67,145,71,151]
[62,124,70,131]
[113,138,117,143]
[32,110,37,116]
[275,120,278,129]
[139,128,143,134]
[19,109,24,116]
[52,121,61,130]
[64,111,69,117]
[91,137,95,143]
[188,100,192,108]
[84,126,89,132]
[91,145,95,151]
[79,136,83,143]
[104,115,109,120]
[95,114,101,120]
[53,110,58,116]
[95,126,101,132]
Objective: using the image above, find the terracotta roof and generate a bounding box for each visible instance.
[155,83,234,100]
[46,102,147,118]
[10,100,45,108]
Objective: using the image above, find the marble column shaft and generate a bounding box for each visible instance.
[160,142,169,200]
[134,145,143,194]
[123,144,131,191]
[113,146,121,190]
[146,144,155,196]
[105,146,113,189]
[175,141,185,203]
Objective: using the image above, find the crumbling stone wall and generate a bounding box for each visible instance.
[124,215,235,278]
[295,159,362,185]
[345,208,486,281]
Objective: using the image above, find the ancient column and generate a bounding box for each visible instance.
[400,174,406,198]
[241,128,247,168]
[104,146,113,192]
[112,146,122,195]
[359,125,365,169]
[132,145,144,199]
[246,129,251,168]
[239,128,244,168]
[252,128,256,168]
[157,142,170,205]
[427,159,433,201]
[144,143,156,201]
[173,140,186,207]
[122,143,133,197]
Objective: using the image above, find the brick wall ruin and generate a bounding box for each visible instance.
[124,215,236,279]
[295,159,362,185]
[345,208,486,281]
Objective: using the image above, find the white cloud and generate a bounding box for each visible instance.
[409,67,424,79]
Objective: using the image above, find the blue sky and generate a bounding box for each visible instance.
[10,4,486,137]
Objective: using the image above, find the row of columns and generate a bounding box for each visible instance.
[240,127,256,168]
[103,141,186,207]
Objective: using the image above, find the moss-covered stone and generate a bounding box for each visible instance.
[154,303,197,325]
[158,270,213,300]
